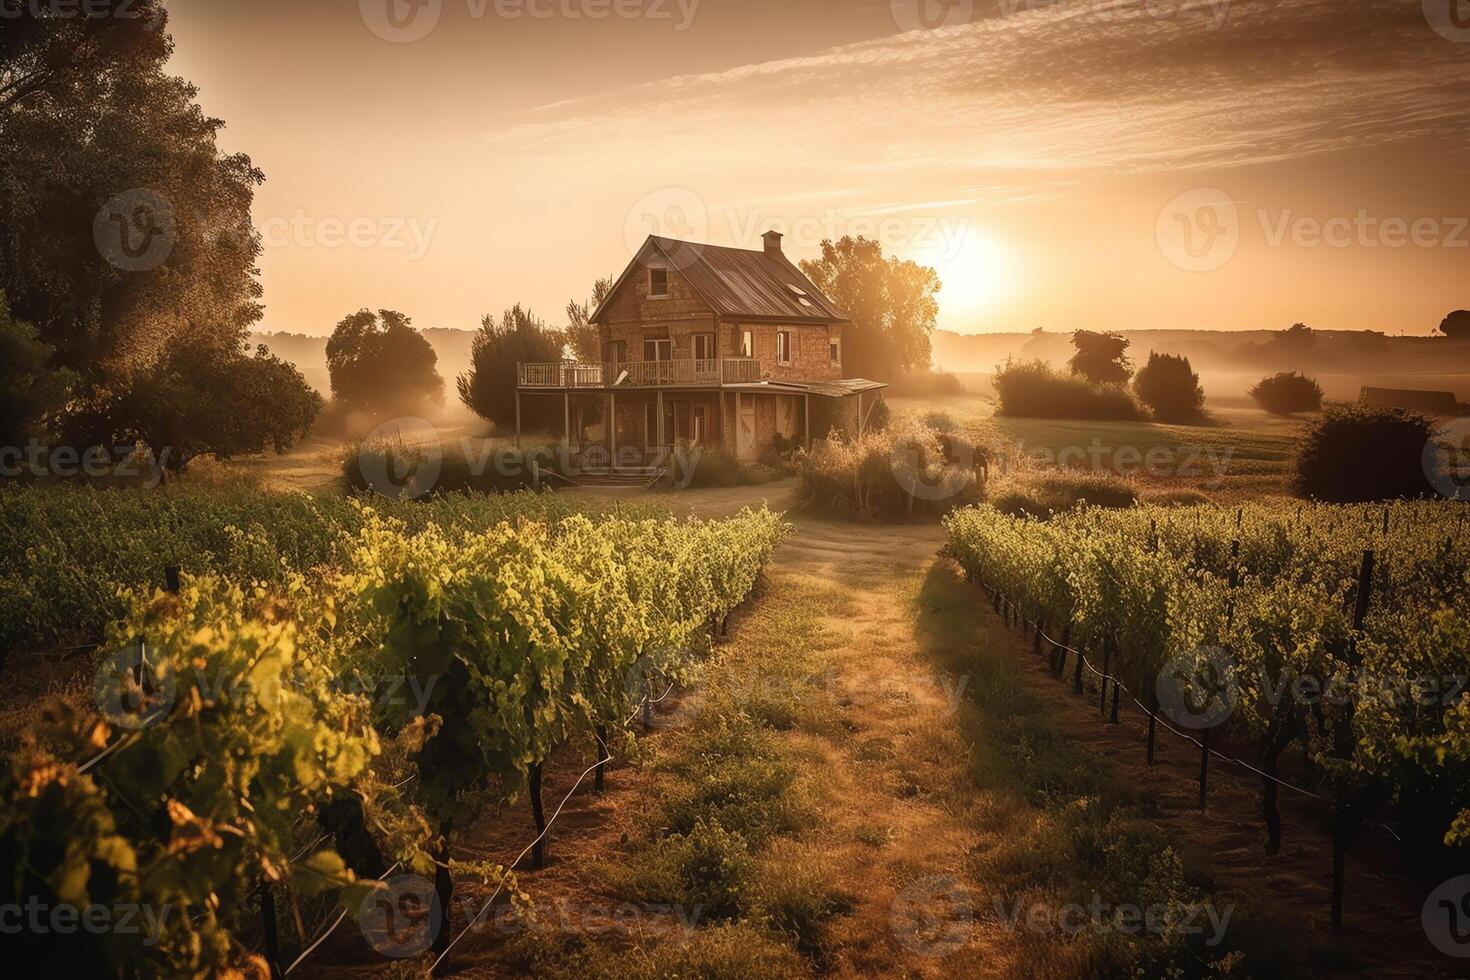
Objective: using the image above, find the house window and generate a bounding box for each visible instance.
[829,339,841,367]
[740,330,754,358]
[607,340,627,365]
[644,338,671,362]
[693,333,716,361]
[777,331,792,365]
[648,268,669,298]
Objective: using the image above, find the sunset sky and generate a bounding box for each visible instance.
[167,0,1470,337]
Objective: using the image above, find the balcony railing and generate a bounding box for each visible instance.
[518,358,762,389]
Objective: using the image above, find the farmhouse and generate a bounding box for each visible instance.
[516,232,886,470]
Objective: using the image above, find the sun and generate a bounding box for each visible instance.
[920,228,1014,321]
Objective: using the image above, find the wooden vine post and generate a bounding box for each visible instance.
[433,838,453,958]
[529,764,548,869]
[594,725,610,793]
[1331,549,1375,934]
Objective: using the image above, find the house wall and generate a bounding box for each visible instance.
[725,321,843,383]
[600,262,719,361]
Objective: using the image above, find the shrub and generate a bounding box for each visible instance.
[919,410,958,433]
[1250,372,1324,415]
[344,439,559,497]
[795,420,983,520]
[989,472,1139,517]
[1132,352,1206,423]
[993,360,1146,422]
[1295,404,1438,502]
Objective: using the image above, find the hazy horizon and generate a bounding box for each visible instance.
[170,0,1470,339]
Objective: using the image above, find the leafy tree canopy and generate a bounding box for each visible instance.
[458,305,565,430]
[326,309,444,416]
[64,341,322,477]
[1,0,263,384]
[799,237,939,380]
[0,290,74,448]
[1439,310,1470,340]
[565,276,614,363]
[1133,351,1206,423]
[1068,330,1132,385]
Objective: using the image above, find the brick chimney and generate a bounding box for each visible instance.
[762,230,784,257]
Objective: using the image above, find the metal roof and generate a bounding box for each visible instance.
[594,236,851,325]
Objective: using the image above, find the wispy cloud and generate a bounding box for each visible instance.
[490,0,1469,197]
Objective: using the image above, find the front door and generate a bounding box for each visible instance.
[736,394,757,460]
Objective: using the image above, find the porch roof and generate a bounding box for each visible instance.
[721,378,888,398]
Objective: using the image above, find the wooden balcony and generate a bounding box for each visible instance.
[518,358,762,389]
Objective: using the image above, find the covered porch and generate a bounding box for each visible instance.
[513,378,889,473]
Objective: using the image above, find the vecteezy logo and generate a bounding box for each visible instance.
[93,644,177,730]
[889,0,976,32]
[358,417,443,500]
[1156,646,1237,730]
[623,188,709,269]
[1423,418,1470,501]
[1423,875,1470,957]
[360,0,443,43]
[93,189,177,272]
[1156,188,1240,273]
[1424,0,1470,42]
[889,875,974,957]
[358,874,443,958]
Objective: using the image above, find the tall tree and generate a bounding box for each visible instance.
[1439,310,1470,340]
[326,310,444,417]
[1,1,264,385]
[799,237,940,380]
[565,276,614,363]
[458,305,565,430]
[1068,330,1132,385]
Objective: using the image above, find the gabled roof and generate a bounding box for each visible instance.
[593,236,850,326]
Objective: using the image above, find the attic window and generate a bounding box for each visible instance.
[649,268,669,298]
[798,297,814,308]
[786,284,808,297]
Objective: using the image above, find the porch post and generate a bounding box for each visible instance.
[609,390,617,465]
[804,394,811,447]
[857,392,864,439]
[563,391,571,452]
[515,390,522,449]
[656,389,665,463]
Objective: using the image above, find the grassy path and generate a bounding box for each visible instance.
[370,511,1267,978]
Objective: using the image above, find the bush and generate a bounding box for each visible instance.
[795,420,983,520]
[919,410,958,433]
[1295,404,1438,502]
[1132,352,1206,423]
[993,360,1146,422]
[1250,372,1324,415]
[989,472,1139,517]
[345,439,559,497]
